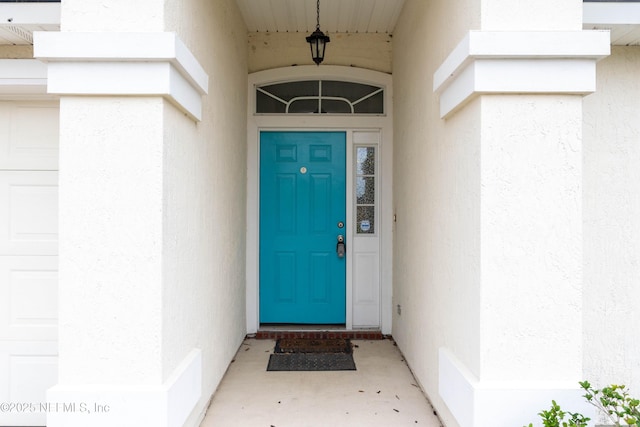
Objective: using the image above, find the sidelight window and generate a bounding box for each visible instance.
[355,146,376,234]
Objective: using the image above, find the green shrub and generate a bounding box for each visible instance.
[524,399,590,427]
[580,381,639,427]
[524,381,639,427]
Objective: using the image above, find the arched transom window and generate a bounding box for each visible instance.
[256,80,384,115]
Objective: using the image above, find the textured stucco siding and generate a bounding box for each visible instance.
[480,0,582,31]
[60,0,164,31]
[163,1,248,426]
[392,1,481,425]
[247,32,392,74]
[393,0,588,425]
[53,0,248,425]
[57,97,166,385]
[583,46,640,397]
[479,95,583,382]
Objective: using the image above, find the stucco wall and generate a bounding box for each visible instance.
[392,1,481,425]
[480,0,582,31]
[57,97,166,385]
[60,0,164,31]
[163,1,248,426]
[583,46,640,396]
[480,95,583,382]
[393,1,588,425]
[248,32,392,74]
[53,0,248,425]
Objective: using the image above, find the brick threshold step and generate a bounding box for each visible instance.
[251,330,386,340]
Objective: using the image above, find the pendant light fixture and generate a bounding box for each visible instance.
[306,0,330,65]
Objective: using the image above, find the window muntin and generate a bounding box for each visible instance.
[256,80,384,115]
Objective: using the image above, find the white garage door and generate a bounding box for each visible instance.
[0,101,59,427]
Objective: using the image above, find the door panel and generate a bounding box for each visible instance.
[0,172,58,256]
[0,341,58,427]
[0,102,59,171]
[260,131,346,324]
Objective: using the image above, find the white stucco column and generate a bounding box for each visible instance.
[433,29,610,427]
[33,31,207,427]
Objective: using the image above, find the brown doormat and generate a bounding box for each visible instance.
[266,352,356,371]
[274,338,352,354]
[267,338,356,371]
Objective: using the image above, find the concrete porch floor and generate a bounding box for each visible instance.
[200,338,444,427]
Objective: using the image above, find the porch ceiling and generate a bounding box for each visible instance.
[235,0,406,34]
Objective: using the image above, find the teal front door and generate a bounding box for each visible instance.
[260,131,346,324]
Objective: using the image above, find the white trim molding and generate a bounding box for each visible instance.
[438,348,592,427]
[433,31,611,119]
[584,2,640,26]
[0,59,48,97]
[246,65,394,335]
[33,32,208,121]
[46,349,202,427]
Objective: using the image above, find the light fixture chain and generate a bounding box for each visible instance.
[306,0,328,65]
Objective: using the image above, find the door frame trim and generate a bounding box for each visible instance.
[246,66,393,334]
